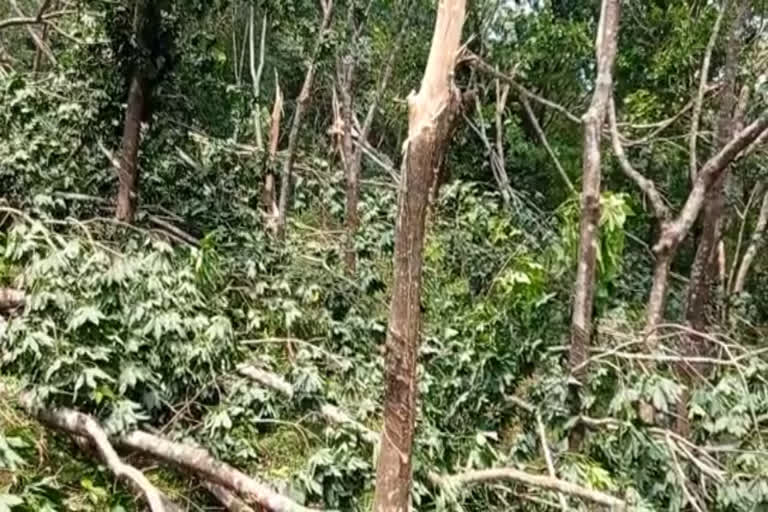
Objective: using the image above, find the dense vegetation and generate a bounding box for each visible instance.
[1,0,767,510]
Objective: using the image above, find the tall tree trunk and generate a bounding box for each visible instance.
[677,0,748,436]
[567,0,620,449]
[684,0,747,332]
[276,0,334,238]
[372,1,466,510]
[115,71,149,223]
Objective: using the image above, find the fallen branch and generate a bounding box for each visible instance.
[428,468,625,510]
[237,365,294,398]
[28,405,167,512]
[237,365,377,443]
[118,430,322,512]
[0,288,25,312]
[148,216,200,247]
[203,481,256,512]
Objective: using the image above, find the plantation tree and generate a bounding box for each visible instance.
[335,1,407,273]
[567,0,620,448]
[275,0,334,236]
[373,0,466,509]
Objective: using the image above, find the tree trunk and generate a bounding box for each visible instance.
[684,0,746,331]
[276,0,333,238]
[677,0,747,436]
[372,1,466,510]
[337,55,358,273]
[263,81,283,233]
[115,71,149,223]
[567,0,620,450]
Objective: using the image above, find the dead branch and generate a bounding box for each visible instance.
[28,405,167,512]
[147,216,200,247]
[118,430,321,512]
[237,365,294,398]
[428,468,625,510]
[0,288,25,312]
[464,51,581,124]
[236,365,376,442]
[0,8,70,30]
[520,93,575,193]
[203,481,256,512]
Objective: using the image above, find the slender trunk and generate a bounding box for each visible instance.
[567,0,620,449]
[684,0,746,331]
[276,0,334,237]
[677,0,748,436]
[646,245,673,339]
[733,186,768,294]
[373,1,466,510]
[115,71,149,223]
[684,176,726,332]
[337,55,358,273]
[263,80,283,232]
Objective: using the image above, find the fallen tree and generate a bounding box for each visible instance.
[21,398,322,512]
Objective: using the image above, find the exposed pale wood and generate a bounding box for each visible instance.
[373,1,466,510]
[28,405,167,512]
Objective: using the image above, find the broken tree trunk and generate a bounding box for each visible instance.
[263,79,283,233]
[567,0,620,450]
[276,0,334,237]
[372,1,466,511]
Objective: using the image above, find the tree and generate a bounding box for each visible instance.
[115,0,166,223]
[567,0,620,448]
[275,0,334,237]
[372,0,466,509]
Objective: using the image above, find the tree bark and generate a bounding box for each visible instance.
[115,71,149,223]
[684,0,747,333]
[372,1,466,510]
[276,0,334,237]
[567,0,620,449]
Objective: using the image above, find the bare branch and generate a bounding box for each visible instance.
[689,4,726,182]
[0,9,70,30]
[608,99,671,219]
[118,430,322,512]
[464,51,581,124]
[657,109,768,253]
[28,405,167,512]
[520,93,575,193]
[428,468,625,510]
